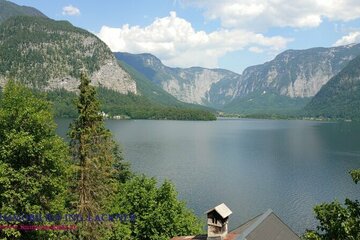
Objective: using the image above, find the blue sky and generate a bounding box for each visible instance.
[10,0,360,74]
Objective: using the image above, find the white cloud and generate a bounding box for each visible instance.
[62,5,80,16]
[249,47,264,53]
[97,12,291,68]
[333,31,360,46]
[184,0,360,30]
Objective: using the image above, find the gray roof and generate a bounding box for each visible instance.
[172,208,300,240]
[232,209,300,240]
[205,203,233,219]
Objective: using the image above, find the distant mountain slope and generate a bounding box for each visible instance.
[233,44,360,99]
[0,0,46,23]
[0,16,136,94]
[304,55,360,120]
[115,52,239,108]
[224,44,360,114]
[116,44,360,114]
[223,91,311,115]
[118,60,191,107]
[118,60,215,111]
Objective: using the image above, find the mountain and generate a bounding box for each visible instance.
[3,1,359,119]
[0,0,46,23]
[118,60,214,112]
[115,52,239,108]
[0,15,136,94]
[0,1,217,120]
[225,44,360,114]
[233,44,360,98]
[304,55,360,119]
[116,44,360,114]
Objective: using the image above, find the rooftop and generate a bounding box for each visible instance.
[171,209,300,240]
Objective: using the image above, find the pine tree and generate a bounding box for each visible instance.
[69,72,128,239]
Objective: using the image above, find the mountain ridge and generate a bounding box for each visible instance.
[2,0,360,119]
[0,0,47,23]
[0,15,136,94]
[0,1,217,120]
[118,59,215,112]
[117,43,360,115]
[115,52,239,108]
[234,44,360,99]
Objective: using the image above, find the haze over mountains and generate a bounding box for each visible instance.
[1,0,360,120]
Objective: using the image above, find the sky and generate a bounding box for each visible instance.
[9,0,360,74]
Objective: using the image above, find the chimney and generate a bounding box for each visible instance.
[205,203,232,240]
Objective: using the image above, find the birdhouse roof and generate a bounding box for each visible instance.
[205,203,232,219]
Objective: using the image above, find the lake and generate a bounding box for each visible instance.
[56,118,360,234]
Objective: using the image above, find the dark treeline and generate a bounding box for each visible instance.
[44,87,216,120]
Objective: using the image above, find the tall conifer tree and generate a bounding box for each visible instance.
[69,73,125,239]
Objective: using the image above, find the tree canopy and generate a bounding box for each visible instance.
[303,169,360,240]
[0,80,70,239]
[113,175,203,240]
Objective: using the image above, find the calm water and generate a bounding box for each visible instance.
[56,119,360,234]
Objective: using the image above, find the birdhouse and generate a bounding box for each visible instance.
[205,203,232,239]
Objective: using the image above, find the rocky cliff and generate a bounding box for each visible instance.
[115,52,238,108]
[234,44,360,99]
[116,44,360,112]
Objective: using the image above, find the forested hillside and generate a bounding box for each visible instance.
[0,15,136,93]
[304,55,360,120]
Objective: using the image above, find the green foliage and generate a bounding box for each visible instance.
[112,175,204,240]
[223,91,311,115]
[43,86,216,120]
[303,200,360,240]
[0,77,207,239]
[38,87,216,120]
[0,80,70,239]
[98,87,216,120]
[303,171,360,240]
[350,169,360,184]
[67,74,203,239]
[45,89,78,118]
